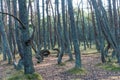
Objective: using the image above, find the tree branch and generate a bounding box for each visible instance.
[0,12,26,29]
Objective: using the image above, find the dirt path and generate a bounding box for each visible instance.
[0,54,120,80]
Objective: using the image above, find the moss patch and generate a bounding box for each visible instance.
[96,63,120,71]
[8,71,43,80]
[67,68,87,75]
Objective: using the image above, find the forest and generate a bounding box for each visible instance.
[0,0,120,80]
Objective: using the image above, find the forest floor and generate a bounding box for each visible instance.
[0,50,120,80]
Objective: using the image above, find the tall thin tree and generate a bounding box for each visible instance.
[68,0,82,68]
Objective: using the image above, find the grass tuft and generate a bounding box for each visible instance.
[96,62,120,71]
[8,70,43,80]
[67,68,87,75]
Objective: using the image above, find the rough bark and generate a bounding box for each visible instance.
[18,0,35,74]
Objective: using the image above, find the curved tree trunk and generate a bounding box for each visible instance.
[18,0,35,74]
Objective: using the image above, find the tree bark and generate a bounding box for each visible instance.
[68,0,82,68]
[18,0,35,74]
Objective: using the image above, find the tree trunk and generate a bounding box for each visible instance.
[18,0,35,74]
[61,0,73,60]
[55,0,64,64]
[0,0,12,64]
[42,0,47,49]
[68,0,82,68]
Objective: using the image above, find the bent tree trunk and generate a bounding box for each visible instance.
[91,0,120,64]
[13,0,24,70]
[18,0,35,74]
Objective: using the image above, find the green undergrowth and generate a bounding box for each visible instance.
[67,68,87,75]
[8,70,43,80]
[96,62,120,71]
